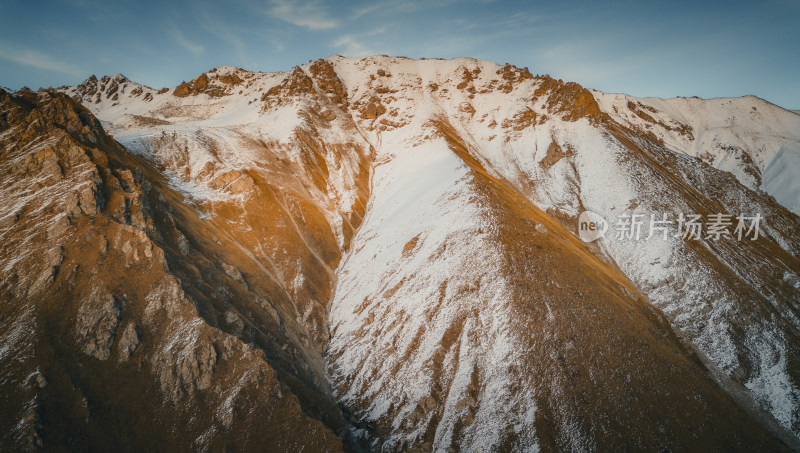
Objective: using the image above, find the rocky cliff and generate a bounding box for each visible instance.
[1,55,799,451]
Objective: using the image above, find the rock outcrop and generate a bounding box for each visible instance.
[1,55,799,451]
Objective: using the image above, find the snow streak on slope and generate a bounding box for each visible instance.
[325,56,800,446]
[327,119,793,451]
[66,63,375,364]
[448,101,800,439]
[594,92,800,215]
[59,56,800,450]
[0,89,352,451]
[327,137,539,451]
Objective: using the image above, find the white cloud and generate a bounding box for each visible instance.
[271,40,285,52]
[349,0,459,17]
[0,43,82,76]
[351,3,380,19]
[269,0,338,30]
[331,35,375,58]
[168,23,205,55]
[199,13,248,63]
[330,27,387,57]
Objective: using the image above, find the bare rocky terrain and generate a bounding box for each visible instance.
[1,56,799,451]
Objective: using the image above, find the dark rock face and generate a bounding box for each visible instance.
[0,89,348,452]
[1,56,799,452]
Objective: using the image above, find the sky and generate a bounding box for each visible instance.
[1,0,798,109]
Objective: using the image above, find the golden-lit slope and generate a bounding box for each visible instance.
[0,88,353,451]
[1,55,798,451]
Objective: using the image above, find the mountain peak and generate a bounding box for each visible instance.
[172,67,250,98]
[3,54,800,451]
[207,65,247,75]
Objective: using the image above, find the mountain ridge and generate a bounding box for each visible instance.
[1,55,799,451]
[60,55,800,217]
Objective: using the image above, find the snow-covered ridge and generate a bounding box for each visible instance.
[57,55,800,448]
[64,56,800,215]
[593,91,800,214]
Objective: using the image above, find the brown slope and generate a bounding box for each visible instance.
[505,75,800,441]
[0,88,352,451]
[324,114,790,451]
[601,121,800,441]
[442,119,788,450]
[445,70,800,444]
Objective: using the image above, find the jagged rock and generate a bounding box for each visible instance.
[173,82,191,98]
[223,309,244,336]
[76,293,120,360]
[320,109,337,121]
[173,70,245,98]
[156,331,217,401]
[118,323,139,361]
[2,57,800,452]
[78,185,100,216]
[0,88,350,451]
[361,96,386,119]
[539,141,566,168]
[143,277,187,319]
[176,230,190,255]
[309,59,349,108]
[221,262,245,286]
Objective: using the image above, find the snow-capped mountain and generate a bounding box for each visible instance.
[1,55,799,451]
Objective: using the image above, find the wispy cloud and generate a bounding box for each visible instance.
[349,0,459,18]
[271,40,285,52]
[351,3,380,19]
[0,43,82,76]
[331,28,386,57]
[487,11,544,29]
[331,35,373,57]
[168,22,205,55]
[199,12,249,63]
[269,0,338,30]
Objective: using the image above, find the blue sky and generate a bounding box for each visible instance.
[1,0,798,108]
